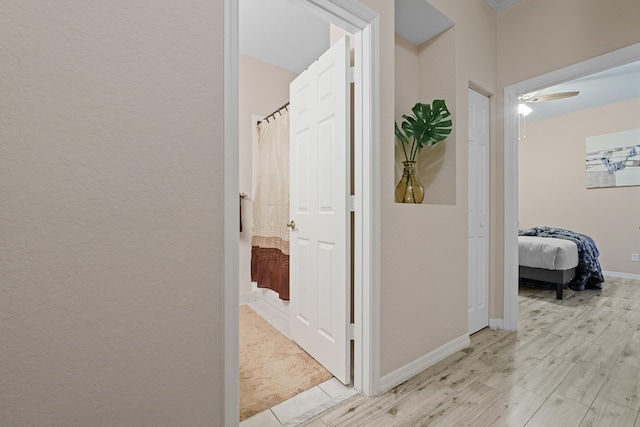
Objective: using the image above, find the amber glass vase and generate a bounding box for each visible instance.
[395,161,424,203]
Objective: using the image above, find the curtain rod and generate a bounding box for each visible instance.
[257,102,289,126]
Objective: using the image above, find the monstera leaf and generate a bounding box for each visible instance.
[395,100,452,162]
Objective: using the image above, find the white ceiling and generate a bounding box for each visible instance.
[239,1,506,74]
[394,0,453,46]
[240,0,640,121]
[239,0,461,74]
[240,0,329,73]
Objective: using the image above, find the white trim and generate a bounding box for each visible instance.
[603,271,640,281]
[224,1,381,423]
[489,318,503,330]
[378,334,470,394]
[503,42,640,334]
[254,284,290,318]
[503,84,519,333]
[352,17,381,397]
[239,291,257,305]
[223,0,240,424]
[293,0,374,33]
[484,0,522,12]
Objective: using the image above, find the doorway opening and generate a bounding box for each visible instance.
[224,0,381,425]
[502,42,640,331]
[240,33,352,422]
[240,56,353,417]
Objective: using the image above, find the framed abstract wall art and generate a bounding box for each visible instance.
[586,128,640,189]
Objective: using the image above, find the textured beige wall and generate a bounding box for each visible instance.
[238,55,298,296]
[498,0,640,87]
[495,0,640,318]
[520,99,640,276]
[395,35,420,119]
[0,1,225,425]
[381,0,497,375]
[394,34,421,191]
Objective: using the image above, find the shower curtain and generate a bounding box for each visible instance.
[251,108,290,300]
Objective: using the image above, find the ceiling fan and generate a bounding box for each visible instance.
[517,90,579,139]
[519,90,580,103]
[518,90,580,119]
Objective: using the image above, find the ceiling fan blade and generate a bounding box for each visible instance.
[523,91,580,103]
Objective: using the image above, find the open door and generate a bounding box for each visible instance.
[288,36,351,384]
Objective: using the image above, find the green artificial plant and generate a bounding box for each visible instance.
[395,100,452,162]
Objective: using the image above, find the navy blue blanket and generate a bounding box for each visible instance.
[519,226,604,291]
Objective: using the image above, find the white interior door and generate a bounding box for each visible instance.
[468,88,490,335]
[289,36,351,384]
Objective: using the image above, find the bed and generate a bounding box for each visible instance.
[518,226,605,300]
[519,236,578,299]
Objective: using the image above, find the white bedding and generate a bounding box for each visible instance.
[518,236,579,271]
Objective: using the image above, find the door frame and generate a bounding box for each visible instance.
[502,42,640,331]
[224,0,381,424]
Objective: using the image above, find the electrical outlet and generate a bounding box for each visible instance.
[632,253,639,262]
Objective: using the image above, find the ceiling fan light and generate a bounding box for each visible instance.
[518,103,533,116]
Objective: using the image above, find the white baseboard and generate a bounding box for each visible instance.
[239,291,257,305]
[603,270,640,281]
[378,334,470,394]
[489,318,504,330]
[252,282,289,318]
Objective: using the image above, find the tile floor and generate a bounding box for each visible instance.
[240,298,357,426]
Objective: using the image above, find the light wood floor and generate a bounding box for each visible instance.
[299,275,640,426]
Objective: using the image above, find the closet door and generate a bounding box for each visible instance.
[468,88,490,334]
[289,36,351,384]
